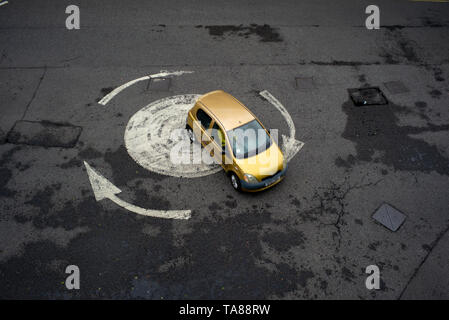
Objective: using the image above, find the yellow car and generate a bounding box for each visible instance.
[186,90,286,192]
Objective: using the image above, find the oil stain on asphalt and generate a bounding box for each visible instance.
[204,24,283,42]
[1,196,308,299]
[103,145,168,185]
[0,147,23,198]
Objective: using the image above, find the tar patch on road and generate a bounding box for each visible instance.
[0,128,6,144]
[432,67,445,82]
[6,120,82,148]
[379,28,421,64]
[336,97,449,175]
[204,24,282,42]
[103,145,167,186]
[0,147,22,198]
[428,88,442,99]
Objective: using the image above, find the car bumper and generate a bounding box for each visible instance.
[240,165,287,192]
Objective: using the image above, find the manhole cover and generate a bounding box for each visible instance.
[383,81,409,94]
[147,77,171,91]
[348,87,388,106]
[372,203,406,232]
[295,77,315,90]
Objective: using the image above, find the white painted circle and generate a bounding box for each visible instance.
[124,94,222,178]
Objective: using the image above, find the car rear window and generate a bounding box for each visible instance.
[196,108,212,129]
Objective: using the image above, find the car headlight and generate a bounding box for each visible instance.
[243,174,259,184]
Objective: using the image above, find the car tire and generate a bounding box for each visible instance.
[186,125,195,144]
[230,172,242,191]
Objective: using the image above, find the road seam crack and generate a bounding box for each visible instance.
[20,66,47,120]
[398,222,449,299]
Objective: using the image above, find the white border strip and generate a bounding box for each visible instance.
[98,71,194,105]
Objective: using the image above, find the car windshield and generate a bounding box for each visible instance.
[227,120,272,159]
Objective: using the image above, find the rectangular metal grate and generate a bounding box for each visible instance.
[348,87,388,106]
[147,77,171,91]
[372,203,406,232]
[295,77,316,90]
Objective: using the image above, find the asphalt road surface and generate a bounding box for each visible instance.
[1,0,449,299]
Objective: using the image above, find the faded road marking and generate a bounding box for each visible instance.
[98,70,193,105]
[259,90,305,163]
[84,161,191,219]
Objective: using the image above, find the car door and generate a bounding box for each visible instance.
[193,107,213,148]
[210,121,232,168]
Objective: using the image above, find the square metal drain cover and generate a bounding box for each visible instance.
[147,77,171,91]
[348,87,388,106]
[372,203,406,232]
[295,77,316,90]
[383,81,409,94]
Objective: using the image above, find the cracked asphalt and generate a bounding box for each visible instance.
[1,0,449,299]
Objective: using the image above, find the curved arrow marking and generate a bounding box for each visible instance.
[84,161,191,220]
[98,70,194,106]
[88,75,303,219]
[259,90,305,163]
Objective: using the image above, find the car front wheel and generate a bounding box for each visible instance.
[230,172,241,191]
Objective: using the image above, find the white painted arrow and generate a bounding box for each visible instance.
[98,70,194,105]
[259,90,305,163]
[84,161,191,220]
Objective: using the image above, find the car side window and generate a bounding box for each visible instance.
[196,108,212,130]
[211,122,226,150]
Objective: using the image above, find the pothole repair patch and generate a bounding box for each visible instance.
[0,128,6,144]
[7,120,82,148]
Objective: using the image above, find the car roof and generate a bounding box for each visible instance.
[197,90,255,130]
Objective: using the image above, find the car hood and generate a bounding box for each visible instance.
[234,143,284,180]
